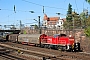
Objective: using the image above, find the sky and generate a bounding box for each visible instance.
[0,0,90,29]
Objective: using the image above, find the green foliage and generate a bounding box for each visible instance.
[65,5,81,30]
[80,11,89,28]
[84,15,90,37]
[23,30,26,34]
[63,21,73,30]
[63,21,69,29]
[11,32,13,34]
[86,15,90,26]
[66,3,73,21]
[64,3,73,30]
[34,24,38,29]
[84,26,90,37]
[80,12,86,26]
[85,0,90,4]
[73,13,81,28]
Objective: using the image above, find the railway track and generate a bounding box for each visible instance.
[0,53,25,60]
[0,42,90,60]
[0,42,68,60]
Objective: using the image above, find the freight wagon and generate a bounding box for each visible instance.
[7,34,81,52]
[7,34,19,43]
[18,34,41,46]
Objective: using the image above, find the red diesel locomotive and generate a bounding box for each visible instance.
[40,34,80,51]
[7,34,80,52]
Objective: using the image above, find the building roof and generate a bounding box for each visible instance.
[43,14,60,21]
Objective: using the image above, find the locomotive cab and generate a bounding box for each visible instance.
[73,42,80,52]
[68,35,81,52]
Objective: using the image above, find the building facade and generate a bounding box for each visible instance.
[43,14,64,30]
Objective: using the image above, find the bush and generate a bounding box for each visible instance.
[84,26,90,37]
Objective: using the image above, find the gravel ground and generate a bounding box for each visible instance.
[80,37,90,53]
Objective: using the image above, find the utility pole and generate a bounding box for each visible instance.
[73,15,74,30]
[83,9,88,28]
[38,16,41,34]
[20,20,22,30]
[38,16,40,28]
[72,11,75,40]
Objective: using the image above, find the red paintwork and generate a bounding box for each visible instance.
[69,37,75,45]
[58,37,69,46]
[28,43,35,46]
[40,34,75,46]
[22,42,28,45]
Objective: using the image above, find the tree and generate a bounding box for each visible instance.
[86,15,90,27]
[80,9,88,28]
[34,24,38,29]
[23,30,26,34]
[85,0,90,4]
[72,11,81,29]
[85,26,90,37]
[63,21,69,29]
[66,3,73,22]
[80,12,86,28]
[84,15,90,37]
[64,3,73,30]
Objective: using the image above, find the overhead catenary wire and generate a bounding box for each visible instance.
[0,0,85,17]
[21,0,84,14]
[25,22,37,24]
[0,12,15,20]
[0,0,89,29]
[75,0,79,13]
[1,1,87,20]
[21,0,67,10]
[64,0,67,2]
[0,0,88,15]
[0,8,67,17]
[0,8,32,13]
[83,0,85,11]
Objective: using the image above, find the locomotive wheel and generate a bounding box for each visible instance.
[40,44,44,48]
[35,44,40,47]
[57,46,61,51]
[57,47,61,51]
[47,45,51,49]
[44,45,47,48]
[54,45,58,50]
[35,44,38,47]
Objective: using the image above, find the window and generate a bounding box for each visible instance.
[61,22,62,24]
